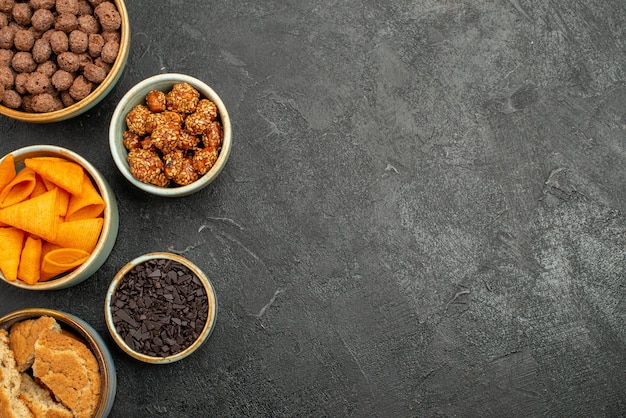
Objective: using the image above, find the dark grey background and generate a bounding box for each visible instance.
[1,0,625,416]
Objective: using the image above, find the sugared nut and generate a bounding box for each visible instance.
[145,90,166,113]
[166,82,199,114]
[125,104,151,136]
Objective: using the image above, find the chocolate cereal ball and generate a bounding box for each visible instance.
[56,0,80,15]
[50,30,69,54]
[12,52,37,73]
[57,51,79,72]
[83,62,105,83]
[0,11,8,28]
[0,65,15,87]
[36,60,56,77]
[14,72,28,94]
[0,0,14,13]
[0,83,4,102]
[69,29,88,53]
[68,74,91,100]
[0,49,13,66]
[100,39,118,63]
[87,33,103,57]
[94,1,120,31]
[55,13,78,32]
[32,38,52,63]
[12,3,33,26]
[2,89,21,108]
[30,0,56,9]
[13,29,35,52]
[31,92,58,112]
[101,29,119,43]
[51,69,73,90]
[60,90,75,106]
[77,0,93,15]
[25,72,49,94]
[31,9,55,32]
[77,14,99,34]
[0,26,15,49]
[87,0,106,6]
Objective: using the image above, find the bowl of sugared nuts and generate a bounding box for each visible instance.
[0,0,130,123]
[109,73,232,197]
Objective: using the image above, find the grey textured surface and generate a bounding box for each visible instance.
[1,0,625,416]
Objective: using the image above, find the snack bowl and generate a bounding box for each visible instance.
[109,73,232,197]
[104,252,218,364]
[0,0,130,123]
[0,308,116,417]
[0,145,119,290]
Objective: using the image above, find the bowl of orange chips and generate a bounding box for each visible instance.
[0,145,119,290]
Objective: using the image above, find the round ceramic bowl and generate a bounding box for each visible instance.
[0,0,130,123]
[104,252,218,364]
[109,73,232,197]
[0,308,117,417]
[0,145,119,290]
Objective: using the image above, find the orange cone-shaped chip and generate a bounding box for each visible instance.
[65,172,105,221]
[0,154,16,192]
[25,157,84,195]
[0,227,25,281]
[0,188,59,242]
[40,248,90,281]
[30,174,48,198]
[51,217,103,253]
[0,167,38,208]
[17,235,42,284]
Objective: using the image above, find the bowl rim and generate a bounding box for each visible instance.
[0,307,116,418]
[0,145,119,290]
[0,0,131,123]
[104,251,218,364]
[108,72,232,197]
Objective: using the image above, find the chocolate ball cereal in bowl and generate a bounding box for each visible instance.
[0,308,117,417]
[0,145,119,290]
[0,0,130,123]
[105,252,218,364]
[109,73,232,197]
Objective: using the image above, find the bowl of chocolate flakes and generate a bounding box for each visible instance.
[108,73,232,197]
[0,0,130,123]
[104,252,218,364]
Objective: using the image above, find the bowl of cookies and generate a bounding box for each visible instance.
[0,0,130,123]
[0,145,119,290]
[0,308,116,417]
[109,73,232,197]
[104,252,218,364]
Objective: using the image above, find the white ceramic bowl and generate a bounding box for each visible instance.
[0,0,130,123]
[0,308,117,417]
[104,252,218,364]
[0,145,119,290]
[109,73,232,197]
